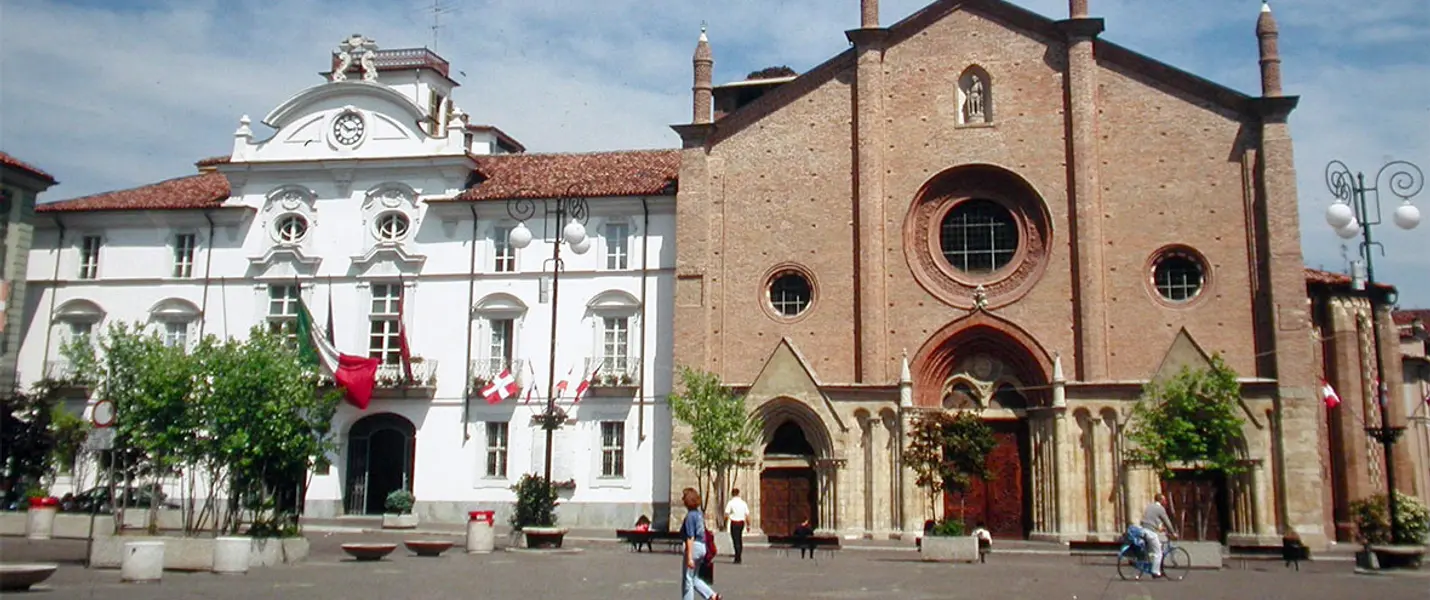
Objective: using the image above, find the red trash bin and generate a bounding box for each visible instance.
[467,510,495,553]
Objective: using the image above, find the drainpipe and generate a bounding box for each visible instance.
[198,211,217,339]
[637,196,651,442]
[39,217,66,376]
[461,205,479,443]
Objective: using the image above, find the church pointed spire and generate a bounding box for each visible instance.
[1256,1,1282,96]
[692,24,713,124]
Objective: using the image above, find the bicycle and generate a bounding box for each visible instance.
[1116,533,1190,581]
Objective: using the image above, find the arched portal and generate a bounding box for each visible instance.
[344,413,416,515]
[912,313,1052,539]
[754,398,834,536]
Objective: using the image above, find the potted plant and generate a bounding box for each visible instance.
[25,488,59,540]
[1351,492,1429,570]
[903,411,995,563]
[510,474,565,549]
[382,489,418,529]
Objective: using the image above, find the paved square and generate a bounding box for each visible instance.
[3,533,1426,599]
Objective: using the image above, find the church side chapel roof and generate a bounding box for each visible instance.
[453,149,679,202]
[1304,267,1396,293]
[0,151,57,185]
[1394,309,1429,327]
[36,171,230,213]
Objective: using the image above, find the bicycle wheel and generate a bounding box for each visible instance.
[1116,547,1141,581]
[1161,546,1191,581]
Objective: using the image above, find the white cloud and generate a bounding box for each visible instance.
[2,0,1425,305]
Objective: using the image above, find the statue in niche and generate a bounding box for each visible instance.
[963,74,987,123]
[332,34,379,83]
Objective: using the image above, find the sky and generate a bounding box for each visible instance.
[2,0,1427,306]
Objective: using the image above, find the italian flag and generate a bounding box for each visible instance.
[296,298,380,409]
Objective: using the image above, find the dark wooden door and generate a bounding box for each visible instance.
[1163,471,1227,543]
[760,468,815,536]
[944,420,1028,538]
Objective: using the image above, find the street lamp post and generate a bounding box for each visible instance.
[1324,159,1423,544]
[506,189,592,484]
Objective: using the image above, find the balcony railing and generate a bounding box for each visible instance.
[330,48,451,78]
[468,358,526,393]
[44,360,89,389]
[586,356,641,389]
[375,359,438,389]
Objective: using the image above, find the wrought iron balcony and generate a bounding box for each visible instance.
[44,360,89,391]
[586,356,641,391]
[468,358,526,393]
[375,358,438,389]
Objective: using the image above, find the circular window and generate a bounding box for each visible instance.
[275,214,308,243]
[940,199,1019,274]
[374,212,410,241]
[768,270,813,318]
[1151,251,1206,303]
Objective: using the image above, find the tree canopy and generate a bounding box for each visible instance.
[1123,354,1246,478]
[668,366,762,513]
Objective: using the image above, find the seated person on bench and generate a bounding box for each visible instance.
[971,521,993,557]
[634,515,652,532]
[793,519,816,559]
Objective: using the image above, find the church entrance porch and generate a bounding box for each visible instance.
[760,467,817,536]
[344,413,416,515]
[943,419,1030,538]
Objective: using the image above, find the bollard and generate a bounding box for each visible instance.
[121,541,165,583]
[466,510,495,554]
[212,537,251,575]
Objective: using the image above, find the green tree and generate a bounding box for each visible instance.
[1123,354,1246,541]
[61,323,338,537]
[903,411,997,526]
[0,380,64,506]
[1123,354,1246,478]
[668,366,762,517]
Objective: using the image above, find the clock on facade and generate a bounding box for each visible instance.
[332,112,365,146]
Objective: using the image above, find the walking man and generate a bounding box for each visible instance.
[1140,493,1177,577]
[724,488,749,564]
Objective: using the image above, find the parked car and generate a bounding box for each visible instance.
[60,486,178,513]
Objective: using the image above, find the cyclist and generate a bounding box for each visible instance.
[1139,493,1177,578]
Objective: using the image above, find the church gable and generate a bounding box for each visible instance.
[746,338,847,433]
[1151,327,1215,382]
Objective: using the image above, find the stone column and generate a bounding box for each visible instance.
[846,25,890,383]
[1056,14,1109,381]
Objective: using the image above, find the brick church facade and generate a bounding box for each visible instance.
[670,0,1331,548]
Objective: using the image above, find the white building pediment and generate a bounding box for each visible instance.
[263,82,425,130]
[54,299,105,323]
[586,290,641,313]
[473,292,528,316]
[349,244,426,279]
[247,246,323,280]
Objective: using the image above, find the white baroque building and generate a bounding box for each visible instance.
[17,39,678,527]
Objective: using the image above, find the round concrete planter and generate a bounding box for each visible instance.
[522,527,568,549]
[0,563,58,592]
[341,543,397,562]
[381,513,418,529]
[25,507,56,541]
[212,537,251,574]
[1368,544,1427,570]
[404,540,454,557]
[121,541,165,583]
[467,519,495,554]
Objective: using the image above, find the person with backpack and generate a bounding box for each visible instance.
[699,528,717,584]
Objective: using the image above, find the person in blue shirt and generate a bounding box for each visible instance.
[679,487,720,600]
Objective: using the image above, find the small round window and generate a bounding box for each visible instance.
[1152,252,1205,302]
[375,212,410,241]
[768,270,813,318]
[940,199,1019,274]
[275,214,309,244]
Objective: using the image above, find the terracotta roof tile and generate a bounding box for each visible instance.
[37,172,230,213]
[1394,309,1430,327]
[195,155,232,167]
[1304,267,1395,291]
[0,151,57,185]
[454,150,678,202]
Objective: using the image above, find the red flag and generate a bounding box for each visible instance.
[335,355,381,410]
[396,280,414,384]
[481,369,520,405]
[523,361,538,404]
[1321,379,1341,409]
[573,360,604,403]
[554,365,574,399]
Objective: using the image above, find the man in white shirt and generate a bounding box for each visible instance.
[724,488,749,564]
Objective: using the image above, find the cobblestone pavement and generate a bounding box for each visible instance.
[2,533,1425,599]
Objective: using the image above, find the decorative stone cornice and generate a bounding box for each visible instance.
[1054,17,1105,40]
